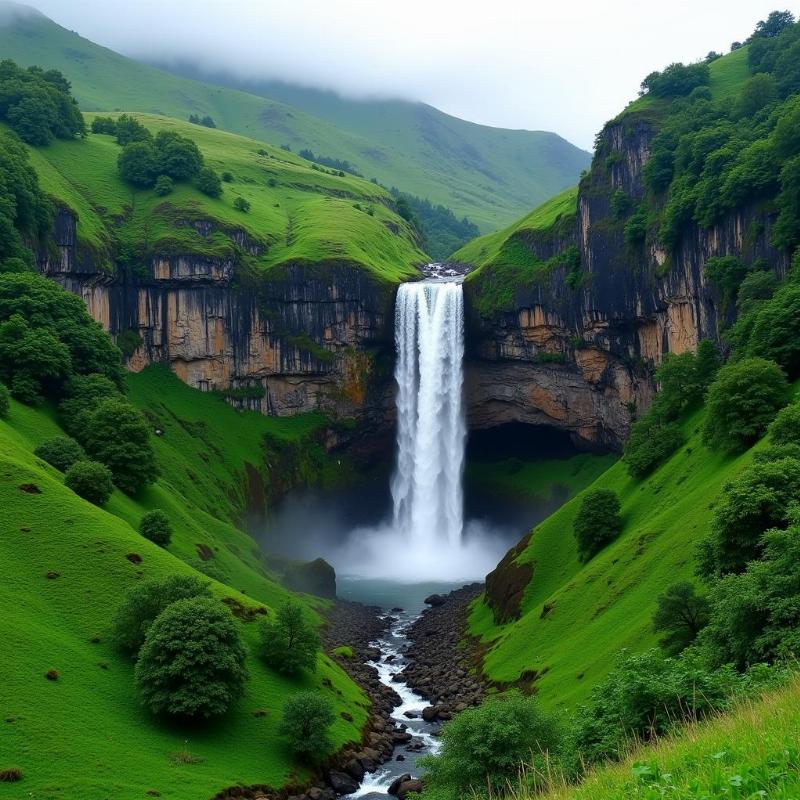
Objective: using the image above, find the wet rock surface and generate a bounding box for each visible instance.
[402,584,487,714]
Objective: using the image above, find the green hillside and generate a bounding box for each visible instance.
[0,368,368,800]
[24,111,425,282]
[0,2,590,232]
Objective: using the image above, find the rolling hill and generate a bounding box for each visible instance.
[0,1,590,232]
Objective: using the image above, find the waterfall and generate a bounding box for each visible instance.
[391,281,466,547]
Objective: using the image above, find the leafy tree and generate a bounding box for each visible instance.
[749,10,795,41]
[90,116,117,135]
[623,205,648,245]
[703,256,748,308]
[139,509,172,547]
[767,401,800,446]
[652,582,710,654]
[221,171,233,183]
[701,524,800,668]
[0,380,8,417]
[697,456,800,577]
[79,397,157,494]
[153,175,173,196]
[134,597,248,719]
[702,358,789,452]
[573,489,622,561]
[59,373,123,440]
[196,166,222,198]
[745,284,800,377]
[640,62,710,98]
[736,270,777,315]
[114,114,152,147]
[419,694,563,800]
[623,416,683,479]
[112,574,211,655]
[735,73,778,118]
[154,131,203,181]
[64,460,114,506]
[279,691,336,760]
[34,436,85,472]
[117,141,159,188]
[6,96,53,146]
[258,600,320,674]
[233,196,251,213]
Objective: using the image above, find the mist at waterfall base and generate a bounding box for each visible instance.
[260,280,545,583]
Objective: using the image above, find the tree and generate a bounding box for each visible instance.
[257,600,320,674]
[139,509,172,547]
[702,359,789,452]
[624,415,683,479]
[153,175,173,196]
[79,397,157,494]
[34,436,85,472]
[735,73,778,118]
[745,285,800,377]
[90,116,117,135]
[419,694,562,800]
[115,114,152,147]
[750,10,795,41]
[697,456,800,577]
[134,597,248,719]
[59,373,123,440]
[652,582,710,654]
[112,574,211,656]
[233,196,251,213]
[64,460,114,506]
[768,402,800,446]
[573,489,622,561]
[279,691,336,759]
[7,96,54,146]
[0,380,8,417]
[640,62,710,98]
[196,166,222,198]
[154,131,203,181]
[117,141,159,188]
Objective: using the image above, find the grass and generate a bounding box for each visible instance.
[0,376,369,800]
[0,6,589,232]
[24,113,426,283]
[468,407,760,711]
[519,676,800,800]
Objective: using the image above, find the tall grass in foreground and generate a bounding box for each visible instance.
[496,675,800,800]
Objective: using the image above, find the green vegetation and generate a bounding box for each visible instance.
[279,690,336,760]
[0,7,589,232]
[33,435,84,472]
[258,600,321,675]
[139,509,172,547]
[64,459,113,505]
[134,596,248,719]
[572,489,622,562]
[652,582,710,655]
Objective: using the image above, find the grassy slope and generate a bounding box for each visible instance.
[469,408,758,711]
[0,372,369,800]
[536,676,800,800]
[0,3,589,232]
[24,113,425,282]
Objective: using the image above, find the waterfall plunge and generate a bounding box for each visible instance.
[391,281,466,548]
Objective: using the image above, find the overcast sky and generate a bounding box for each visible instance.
[31,0,792,149]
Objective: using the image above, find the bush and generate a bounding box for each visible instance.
[233,196,251,213]
[702,358,789,452]
[768,402,800,445]
[34,435,85,472]
[640,62,710,98]
[573,489,622,561]
[0,381,8,417]
[154,131,203,181]
[697,456,800,577]
[279,691,336,760]
[90,116,117,135]
[135,597,248,719]
[153,175,173,196]
[258,600,320,674]
[115,114,152,146]
[79,397,157,494]
[196,166,222,198]
[139,509,172,547]
[117,141,159,187]
[112,574,211,655]
[59,373,123,440]
[652,582,710,654]
[745,284,800,377]
[419,694,563,800]
[64,460,114,505]
[624,415,683,480]
[221,171,233,183]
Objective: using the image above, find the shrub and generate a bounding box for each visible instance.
[745,284,800,377]
[117,141,159,187]
[0,381,8,417]
[90,116,117,135]
[153,175,173,196]
[279,691,336,759]
[154,131,203,181]
[697,456,800,577]
[115,114,152,146]
[419,694,563,800]
[702,358,789,452]
[112,574,211,655]
[221,171,233,183]
[64,460,114,505]
[640,62,710,98]
[573,489,622,561]
[139,509,172,547]
[34,436,85,472]
[0,767,22,782]
[233,196,251,213]
[652,582,710,654]
[79,397,157,494]
[135,597,247,719]
[258,600,320,674]
[196,166,222,198]
[768,402,800,445]
[59,373,123,440]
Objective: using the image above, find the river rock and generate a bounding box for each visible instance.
[328,771,359,795]
[343,759,365,781]
[283,557,337,598]
[421,706,438,722]
[397,779,424,799]
[388,774,412,796]
[424,593,446,607]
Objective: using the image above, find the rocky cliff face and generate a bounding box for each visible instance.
[40,209,397,450]
[464,117,789,450]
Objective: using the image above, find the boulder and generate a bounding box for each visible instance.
[388,774,412,796]
[328,771,359,795]
[424,593,446,607]
[421,706,438,722]
[283,557,336,598]
[344,759,365,781]
[397,779,424,799]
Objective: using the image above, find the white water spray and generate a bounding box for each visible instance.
[391,281,466,547]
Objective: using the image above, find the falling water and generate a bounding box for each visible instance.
[391,281,466,547]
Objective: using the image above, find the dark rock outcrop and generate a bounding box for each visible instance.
[283,558,337,599]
